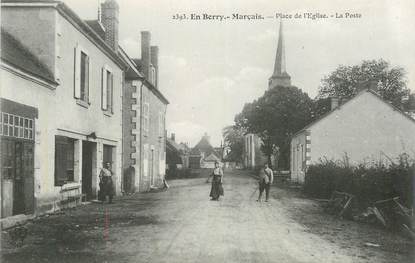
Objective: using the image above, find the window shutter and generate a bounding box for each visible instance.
[102,67,107,110]
[85,55,90,103]
[74,46,81,98]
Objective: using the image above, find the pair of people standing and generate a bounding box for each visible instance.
[257,163,274,202]
[99,162,115,204]
[207,161,224,201]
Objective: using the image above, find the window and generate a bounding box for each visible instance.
[143,93,150,136]
[150,65,156,86]
[0,112,34,140]
[158,111,165,138]
[1,140,14,180]
[74,45,90,104]
[103,144,113,166]
[54,136,75,186]
[101,66,114,113]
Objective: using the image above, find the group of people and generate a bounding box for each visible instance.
[99,161,275,204]
[207,161,274,202]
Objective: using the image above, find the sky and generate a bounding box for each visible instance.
[63,0,415,147]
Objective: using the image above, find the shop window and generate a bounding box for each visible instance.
[54,136,75,186]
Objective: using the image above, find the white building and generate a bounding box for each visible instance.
[1,0,125,218]
[291,89,415,183]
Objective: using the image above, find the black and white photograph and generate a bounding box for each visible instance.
[0,0,414,262]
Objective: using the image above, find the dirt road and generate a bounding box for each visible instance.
[1,170,413,262]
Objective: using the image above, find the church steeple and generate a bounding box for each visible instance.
[269,21,291,89]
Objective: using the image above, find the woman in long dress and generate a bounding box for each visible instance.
[99,162,115,203]
[208,161,224,201]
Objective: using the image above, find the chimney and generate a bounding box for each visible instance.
[330,97,339,110]
[171,133,175,142]
[100,0,119,51]
[141,31,151,79]
[150,46,159,88]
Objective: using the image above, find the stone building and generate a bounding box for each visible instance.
[119,32,168,193]
[1,0,125,217]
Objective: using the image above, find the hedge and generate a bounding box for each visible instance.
[303,154,414,209]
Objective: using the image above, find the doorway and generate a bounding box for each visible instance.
[82,141,95,200]
[149,149,155,186]
[1,139,34,217]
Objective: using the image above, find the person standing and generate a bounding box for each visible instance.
[257,163,274,202]
[208,161,224,201]
[99,162,115,204]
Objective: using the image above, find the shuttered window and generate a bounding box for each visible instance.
[74,45,90,103]
[54,136,75,186]
[101,66,114,113]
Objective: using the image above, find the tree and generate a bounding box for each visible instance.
[235,85,313,169]
[222,125,244,162]
[318,59,409,108]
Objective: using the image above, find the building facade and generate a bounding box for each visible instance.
[120,31,168,193]
[1,0,125,217]
[242,134,267,169]
[189,134,221,169]
[291,89,415,183]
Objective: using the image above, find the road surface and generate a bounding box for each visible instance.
[1,170,412,263]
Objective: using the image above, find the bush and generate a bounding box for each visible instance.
[303,154,414,209]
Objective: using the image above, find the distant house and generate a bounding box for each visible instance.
[177,142,191,168]
[290,89,415,183]
[189,133,221,169]
[166,133,183,170]
[243,134,267,169]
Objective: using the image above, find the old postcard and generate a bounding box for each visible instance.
[1,0,414,262]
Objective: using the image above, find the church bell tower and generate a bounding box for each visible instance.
[268,21,291,89]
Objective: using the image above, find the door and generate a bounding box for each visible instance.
[0,139,34,217]
[82,142,94,200]
[13,142,25,215]
[150,149,155,186]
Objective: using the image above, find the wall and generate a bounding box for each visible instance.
[309,91,415,166]
[290,132,307,183]
[243,134,267,169]
[122,80,138,193]
[1,6,57,78]
[139,85,166,191]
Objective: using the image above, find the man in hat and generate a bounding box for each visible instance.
[257,163,274,202]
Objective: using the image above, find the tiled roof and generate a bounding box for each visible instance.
[85,20,106,40]
[1,29,57,84]
[190,135,220,159]
[292,89,415,138]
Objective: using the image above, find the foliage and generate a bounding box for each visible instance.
[304,154,415,209]
[318,59,410,109]
[222,125,244,162]
[235,85,313,169]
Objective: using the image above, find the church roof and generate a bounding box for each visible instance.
[272,21,287,76]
